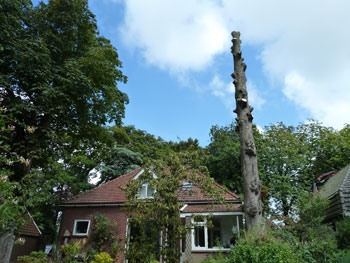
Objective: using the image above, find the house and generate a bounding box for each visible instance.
[58,168,244,262]
[10,212,42,262]
[316,165,350,222]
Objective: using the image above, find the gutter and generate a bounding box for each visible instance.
[60,199,241,208]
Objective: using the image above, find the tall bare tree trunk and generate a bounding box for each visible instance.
[231,31,264,230]
[0,229,15,263]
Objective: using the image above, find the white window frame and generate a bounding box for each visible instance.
[73,219,90,236]
[189,212,243,251]
[138,181,155,199]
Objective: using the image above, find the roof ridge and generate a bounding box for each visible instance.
[65,168,142,203]
[27,211,42,235]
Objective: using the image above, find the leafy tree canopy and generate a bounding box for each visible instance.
[0,0,128,182]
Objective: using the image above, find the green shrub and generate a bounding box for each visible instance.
[60,241,82,263]
[91,252,114,263]
[205,229,303,263]
[300,224,338,263]
[294,193,338,263]
[336,216,350,250]
[17,251,48,263]
[228,238,302,263]
[202,255,227,263]
[333,251,350,263]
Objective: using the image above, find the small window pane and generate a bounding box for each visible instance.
[75,221,89,234]
[208,218,221,248]
[208,229,221,248]
[140,185,147,198]
[194,226,205,247]
[147,185,154,197]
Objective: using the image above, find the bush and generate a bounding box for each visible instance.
[294,193,338,263]
[60,241,82,263]
[336,216,350,250]
[228,238,302,263]
[17,251,48,263]
[333,251,350,263]
[205,229,303,263]
[91,252,114,263]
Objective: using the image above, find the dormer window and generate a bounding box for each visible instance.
[182,181,193,191]
[139,181,155,198]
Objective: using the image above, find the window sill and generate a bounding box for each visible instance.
[72,234,89,237]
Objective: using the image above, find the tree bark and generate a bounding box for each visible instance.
[231,31,264,230]
[0,229,15,263]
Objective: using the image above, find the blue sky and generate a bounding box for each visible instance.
[34,0,350,146]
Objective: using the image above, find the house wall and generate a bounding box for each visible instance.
[58,206,128,262]
[10,235,40,262]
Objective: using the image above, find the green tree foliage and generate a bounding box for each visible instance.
[299,122,350,176]
[258,122,311,217]
[96,147,142,184]
[259,120,350,217]
[109,125,205,165]
[335,216,350,250]
[0,0,128,181]
[205,123,241,193]
[205,120,350,218]
[110,125,169,161]
[0,0,128,244]
[292,193,337,263]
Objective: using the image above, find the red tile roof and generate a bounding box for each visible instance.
[19,213,41,237]
[63,168,241,205]
[64,168,142,204]
[181,203,242,213]
[177,182,239,202]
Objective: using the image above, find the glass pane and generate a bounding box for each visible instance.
[194,226,205,247]
[75,221,89,234]
[208,218,221,248]
[208,229,221,248]
[147,185,154,197]
[140,185,147,198]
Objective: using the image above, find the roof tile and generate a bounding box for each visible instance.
[64,168,240,205]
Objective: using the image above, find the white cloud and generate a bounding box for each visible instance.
[119,0,350,128]
[120,0,229,72]
[209,75,265,111]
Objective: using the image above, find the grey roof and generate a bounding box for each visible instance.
[341,166,350,216]
[319,165,350,219]
[319,165,349,199]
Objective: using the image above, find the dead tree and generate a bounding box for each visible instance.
[231,31,264,230]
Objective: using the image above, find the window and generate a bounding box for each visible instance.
[138,181,155,198]
[191,215,239,250]
[181,181,193,191]
[73,219,90,236]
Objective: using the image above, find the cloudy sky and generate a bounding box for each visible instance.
[36,0,350,145]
